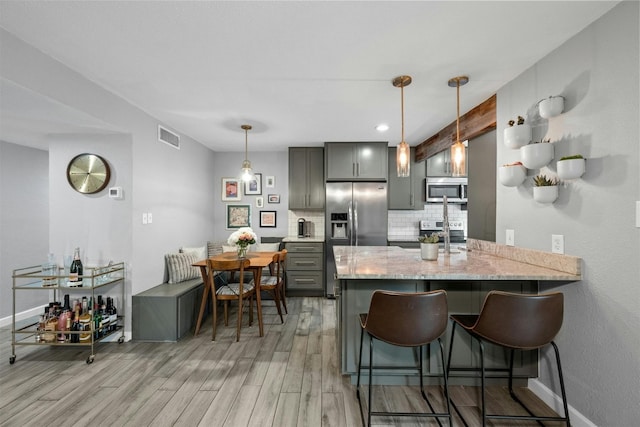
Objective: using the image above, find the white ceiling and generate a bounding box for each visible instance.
[0,1,618,152]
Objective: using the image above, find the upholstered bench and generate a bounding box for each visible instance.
[132,278,204,342]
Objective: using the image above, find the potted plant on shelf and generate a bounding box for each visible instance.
[418,233,440,261]
[533,174,559,203]
[499,161,527,187]
[504,115,532,149]
[521,139,554,169]
[557,154,585,180]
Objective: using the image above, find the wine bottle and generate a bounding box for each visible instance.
[69,247,83,286]
[107,297,118,332]
[79,309,92,342]
[71,307,80,343]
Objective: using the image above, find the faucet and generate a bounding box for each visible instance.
[442,195,451,254]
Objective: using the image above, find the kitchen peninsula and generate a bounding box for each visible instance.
[334,240,581,385]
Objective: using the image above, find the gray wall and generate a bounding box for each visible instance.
[211,151,289,241]
[467,129,496,241]
[0,142,50,316]
[496,3,639,425]
[0,29,217,331]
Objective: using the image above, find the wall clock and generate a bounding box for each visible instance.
[66,153,111,194]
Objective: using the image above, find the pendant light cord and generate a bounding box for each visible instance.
[401,83,405,143]
[456,80,461,143]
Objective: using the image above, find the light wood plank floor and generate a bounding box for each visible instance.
[0,297,563,426]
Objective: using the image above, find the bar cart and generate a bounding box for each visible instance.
[10,262,125,364]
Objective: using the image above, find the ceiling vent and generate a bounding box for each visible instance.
[158,125,180,149]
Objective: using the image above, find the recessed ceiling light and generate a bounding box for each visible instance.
[375,124,389,132]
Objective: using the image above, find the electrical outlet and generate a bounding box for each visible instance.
[147,212,153,224]
[552,234,564,254]
[506,229,515,246]
[142,213,148,225]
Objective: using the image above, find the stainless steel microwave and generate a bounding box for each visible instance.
[425,177,468,203]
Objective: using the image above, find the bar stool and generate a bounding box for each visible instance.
[356,290,451,427]
[446,290,570,426]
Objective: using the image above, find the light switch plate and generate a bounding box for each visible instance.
[147,212,153,224]
[506,229,515,246]
[142,213,148,225]
[552,234,564,254]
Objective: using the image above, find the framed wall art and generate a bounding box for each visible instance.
[256,197,264,208]
[226,204,251,229]
[222,178,241,201]
[265,175,275,188]
[260,211,277,228]
[244,173,262,195]
[267,194,280,204]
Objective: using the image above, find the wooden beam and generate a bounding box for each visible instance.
[415,94,496,162]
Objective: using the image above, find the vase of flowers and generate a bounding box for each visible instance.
[228,227,257,258]
[418,233,440,261]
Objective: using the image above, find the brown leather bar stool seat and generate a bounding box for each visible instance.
[446,290,570,426]
[356,290,451,427]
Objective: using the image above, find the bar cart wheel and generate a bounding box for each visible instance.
[118,337,124,344]
[86,355,94,364]
[9,355,16,364]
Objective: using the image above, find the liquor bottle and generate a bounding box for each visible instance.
[101,303,109,335]
[69,247,83,286]
[107,297,118,332]
[94,309,102,339]
[57,294,72,343]
[81,296,88,314]
[71,307,80,343]
[79,309,92,342]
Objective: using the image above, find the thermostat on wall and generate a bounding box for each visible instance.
[108,187,123,199]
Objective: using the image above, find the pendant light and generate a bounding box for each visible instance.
[448,76,468,177]
[240,124,253,182]
[393,75,412,177]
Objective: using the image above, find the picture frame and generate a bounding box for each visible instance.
[226,204,251,229]
[260,210,277,228]
[267,194,280,204]
[244,173,262,195]
[256,197,264,208]
[221,178,241,201]
[265,175,275,188]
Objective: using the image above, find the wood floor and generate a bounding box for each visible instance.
[0,297,563,426]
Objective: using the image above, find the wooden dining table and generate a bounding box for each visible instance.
[192,251,278,338]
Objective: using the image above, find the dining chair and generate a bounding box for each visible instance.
[206,258,255,341]
[258,249,288,323]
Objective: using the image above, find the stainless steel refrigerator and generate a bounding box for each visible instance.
[325,182,388,297]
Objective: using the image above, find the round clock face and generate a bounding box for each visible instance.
[67,153,111,194]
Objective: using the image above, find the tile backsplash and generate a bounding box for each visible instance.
[287,205,467,240]
[388,204,468,240]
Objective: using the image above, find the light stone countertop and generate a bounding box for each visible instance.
[333,241,582,282]
[282,236,325,243]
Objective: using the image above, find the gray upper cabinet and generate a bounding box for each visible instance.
[325,142,388,181]
[388,147,425,210]
[426,147,468,177]
[289,147,325,210]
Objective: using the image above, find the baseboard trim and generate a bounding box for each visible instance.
[528,379,597,427]
[0,305,46,328]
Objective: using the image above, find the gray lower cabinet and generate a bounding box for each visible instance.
[325,142,388,181]
[132,279,204,342]
[285,241,324,296]
[388,147,425,210]
[288,147,324,209]
[338,278,538,385]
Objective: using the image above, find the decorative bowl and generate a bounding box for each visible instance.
[521,143,554,169]
[539,96,564,119]
[504,125,532,149]
[499,165,527,187]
